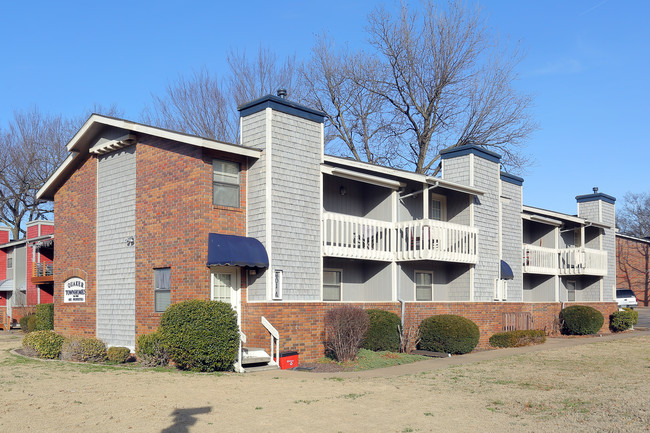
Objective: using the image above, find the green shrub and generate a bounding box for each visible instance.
[418,315,479,354]
[610,310,637,332]
[489,330,546,348]
[60,338,107,362]
[136,332,170,367]
[27,315,37,333]
[22,330,65,359]
[362,309,401,352]
[107,347,131,363]
[19,314,35,333]
[623,307,639,325]
[324,305,370,362]
[34,303,54,331]
[159,300,239,372]
[560,305,604,335]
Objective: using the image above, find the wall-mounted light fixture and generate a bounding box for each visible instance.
[339,186,347,196]
[125,236,135,246]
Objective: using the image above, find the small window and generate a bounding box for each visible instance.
[323,269,342,301]
[567,281,576,302]
[429,193,447,221]
[154,268,171,312]
[7,257,12,270]
[213,159,240,207]
[415,271,433,301]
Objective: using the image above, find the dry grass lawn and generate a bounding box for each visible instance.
[0,331,648,432]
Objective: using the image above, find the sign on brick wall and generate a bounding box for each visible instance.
[64,277,86,303]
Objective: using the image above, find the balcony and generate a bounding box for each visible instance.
[522,245,607,276]
[322,213,478,264]
[32,262,54,283]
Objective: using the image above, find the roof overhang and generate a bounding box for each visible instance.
[322,166,406,190]
[37,115,262,201]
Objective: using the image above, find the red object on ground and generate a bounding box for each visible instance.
[274,351,299,369]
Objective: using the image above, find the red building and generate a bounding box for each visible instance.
[0,220,54,328]
[617,234,649,306]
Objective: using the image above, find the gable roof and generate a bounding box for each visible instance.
[37,115,261,200]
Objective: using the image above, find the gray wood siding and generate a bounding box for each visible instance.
[241,111,268,301]
[271,111,322,300]
[523,274,555,302]
[96,146,136,348]
[501,180,523,301]
[324,258,392,301]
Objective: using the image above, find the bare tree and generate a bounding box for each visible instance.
[618,191,650,238]
[142,47,303,143]
[301,36,399,165]
[0,105,122,240]
[325,1,535,173]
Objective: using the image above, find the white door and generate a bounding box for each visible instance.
[210,266,241,326]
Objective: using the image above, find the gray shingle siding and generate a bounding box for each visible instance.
[96,146,136,348]
[501,180,523,301]
[270,111,321,301]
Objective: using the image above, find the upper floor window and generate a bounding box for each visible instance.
[429,193,447,221]
[213,159,240,207]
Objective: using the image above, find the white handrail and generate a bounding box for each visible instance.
[235,330,247,373]
[261,316,280,366]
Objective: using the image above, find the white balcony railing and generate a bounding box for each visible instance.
[395,219,478,263]
[559,248,607,276]
[522,245,607,276]
[522,245,557,275]
[322,213,478,264]
[322,213,394,261]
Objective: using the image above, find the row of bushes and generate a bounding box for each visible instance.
[22,331,131,363]
[19,303,54,333]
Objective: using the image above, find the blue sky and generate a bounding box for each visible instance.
[1,0,648,215]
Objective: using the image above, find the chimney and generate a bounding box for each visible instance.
[276,88,287,99]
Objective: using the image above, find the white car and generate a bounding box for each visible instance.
[616,289,638,309]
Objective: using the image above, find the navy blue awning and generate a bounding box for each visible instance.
[500,260,514,280]
[207,233,269,268]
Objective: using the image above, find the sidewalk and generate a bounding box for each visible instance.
[280,328,650,379]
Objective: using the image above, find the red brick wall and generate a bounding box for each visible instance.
[241,299,619,362]
[134,135,248,336]
[0,229,9,281]
[53,155,97,338]
[617,236,649,306]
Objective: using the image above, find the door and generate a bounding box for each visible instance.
[211,266,241,326]
[567,280,576,302]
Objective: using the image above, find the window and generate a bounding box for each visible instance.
[567,280,576,302]
[154,268,171,312]
[429,193,447,221]
[323,269,342,301]
[213,159,240,207]
[415,271,433,301]
[212,272,232,303]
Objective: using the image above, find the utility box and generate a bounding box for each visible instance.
[274,351,299,369]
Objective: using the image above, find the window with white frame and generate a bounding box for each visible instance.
[567,280,576,302]
[323,269,342,301]
[154,267,171,312]
[429,193,447,221]
[415,271,433,301]
[213,159,240,207]
[6,251,13,270]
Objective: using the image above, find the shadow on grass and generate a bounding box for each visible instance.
[161,406,212,433]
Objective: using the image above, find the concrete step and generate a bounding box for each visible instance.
[241,347,274,366]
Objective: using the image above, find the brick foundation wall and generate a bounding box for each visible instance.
[134,135,248,336]
[241,299,619,362]
[53,156,97,338]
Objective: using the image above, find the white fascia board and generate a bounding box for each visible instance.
[323,155,484,196]
[322,166,406,190]
[586,220,612,229]
[75,116,261,159]
[426,179,484,196]
[25,220,54,228]
[36,151,79,200]
[0,239,27,249]
[616,233,650,244]
[522,205,585,225]
[522,213,563,226]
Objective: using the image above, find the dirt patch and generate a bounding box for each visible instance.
[1,330,648,432]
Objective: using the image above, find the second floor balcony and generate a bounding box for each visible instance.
[322,213,478,264]
[32,262,54,283]
[522,245,607,276]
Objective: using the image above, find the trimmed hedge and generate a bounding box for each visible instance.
[107,347,131,363]
[159,300,239,372]
[623,307,639,325]
[19,314,35,333]
[22,330,65,359]
[560,305,604,335]
[362,309,401,352]
[418,315,479,354]
[34,303,54,331]
[136,332,170,367]
[489,330,546,348]
[60,338,108,362]
[610,310,637,332]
